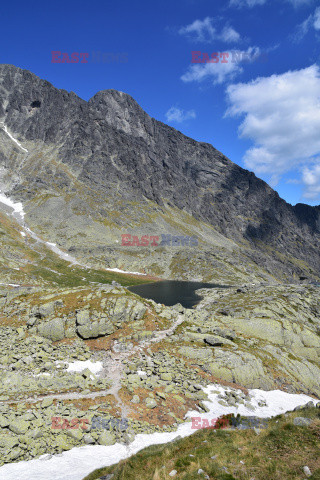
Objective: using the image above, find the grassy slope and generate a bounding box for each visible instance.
[83,407,320,480]
[24,250,155,288]
[0,210,153,288]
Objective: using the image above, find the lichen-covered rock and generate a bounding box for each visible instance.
[293,417,312,426]
[9,419,30,435]
[66,429,83,441]
[178,346,213,362]
[77,321,100,339]
[98,431,116,445]
[0,434,19,449]
[37,318,65,342]
[145,398,157,409]
[76,310,90,326]
[41,398,53,408]
[208,349,273,389]
[75,297,146,339]
[127,374,141,386]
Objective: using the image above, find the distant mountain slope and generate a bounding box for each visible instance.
[0,63,319,283]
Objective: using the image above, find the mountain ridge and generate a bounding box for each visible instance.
[0,63,319,283]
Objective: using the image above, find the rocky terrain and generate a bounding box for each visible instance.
[0,281,319,466]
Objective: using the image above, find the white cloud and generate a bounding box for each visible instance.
[314,7,320,30]
[225,65,320,199]
[179,17,240,43]
[302,162,320,199]
[179,17,215,42]
[182,59,242,85]
[229,0,266,7]
[230,0,314,7]
[181,47,261,85]
[287,0,315,7]
[293,6,320,41]
[165,107,196,123]
[220,26,241,43]
[294,15,313,41]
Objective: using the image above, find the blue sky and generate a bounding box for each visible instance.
[2,0,320,206]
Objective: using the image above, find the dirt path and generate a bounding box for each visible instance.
[100,313,185,418]
[8,314,186,416]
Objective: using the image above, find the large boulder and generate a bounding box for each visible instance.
[37,318,65,341]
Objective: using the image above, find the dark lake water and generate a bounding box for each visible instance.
[128,280,230,309]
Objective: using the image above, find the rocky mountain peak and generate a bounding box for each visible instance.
[89,88,154,139]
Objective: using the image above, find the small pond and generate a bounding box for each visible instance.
[128,280,230,309]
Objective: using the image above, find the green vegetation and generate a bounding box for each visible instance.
[26,256,153,288]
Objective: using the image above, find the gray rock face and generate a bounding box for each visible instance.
[0,64,320,282]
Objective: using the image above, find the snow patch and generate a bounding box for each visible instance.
[194,385,318,419]
[0,190,25,219]
[0,188,79,266]
[22,228,80,265]
[106,267,146,276]
[44,241,79,264]
[66,360,103,375]
[0,122,28,153]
